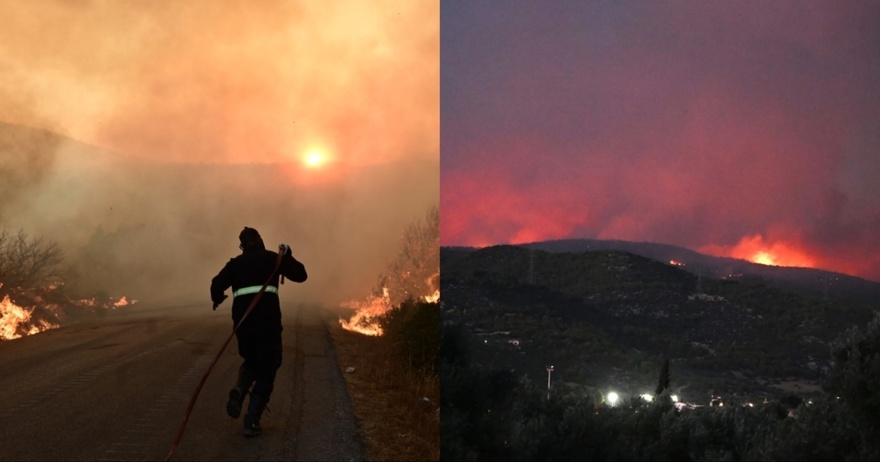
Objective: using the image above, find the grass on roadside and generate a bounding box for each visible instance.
[327,312,440,461]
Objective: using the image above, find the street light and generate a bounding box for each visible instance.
[546,365,554,399]
[607,391,619,407]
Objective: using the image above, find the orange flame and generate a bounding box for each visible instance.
[113,296,137,308]
[339,287,391,336]
[0,295,60,340]
[338,286,440,337]
[76,298,98,307]
[423,289,440,303]
[702,234,815,268]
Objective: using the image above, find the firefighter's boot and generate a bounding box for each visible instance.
[226,363,255,419]
[243,393,267,437]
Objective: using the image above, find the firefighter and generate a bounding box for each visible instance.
[210,227,307,436]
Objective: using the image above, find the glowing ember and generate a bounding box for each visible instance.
[113,296,137,308]
[0,295,60,340]
[339,287,391,336]
[423,289,440,303]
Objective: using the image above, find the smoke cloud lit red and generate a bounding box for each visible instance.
[441,1,880,282]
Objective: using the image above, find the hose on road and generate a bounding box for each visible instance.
[165,251,284,461]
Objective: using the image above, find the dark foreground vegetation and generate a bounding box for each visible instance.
[442,312,880,461]
[441,245,880,460]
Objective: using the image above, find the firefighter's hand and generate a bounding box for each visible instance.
[279,243,292,257]
[212,294,228,310]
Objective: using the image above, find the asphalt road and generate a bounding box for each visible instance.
[0,301,363,461]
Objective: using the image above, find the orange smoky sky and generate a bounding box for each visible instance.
[1,1,438,307]
[441,1,880,282]
[0,0,437,165]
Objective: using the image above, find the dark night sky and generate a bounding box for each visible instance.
[441,1,880,282]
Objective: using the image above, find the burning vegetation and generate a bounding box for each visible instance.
[0,228,136,340]
[0,294,59,340]
[0,284,137,341]
[339,205,439,336]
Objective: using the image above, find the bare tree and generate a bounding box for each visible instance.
[0,228,64,293]
[380,204,440,307]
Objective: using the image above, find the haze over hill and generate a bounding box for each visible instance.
[2,122,438,306]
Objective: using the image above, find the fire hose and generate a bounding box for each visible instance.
[164,247,285,461]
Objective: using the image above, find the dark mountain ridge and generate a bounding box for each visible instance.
[521,238,880,304]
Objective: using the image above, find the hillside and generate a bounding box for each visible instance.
[526,238,880,303]
[441,244,878,403]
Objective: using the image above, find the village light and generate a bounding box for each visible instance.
[671,394,679,402]
[607,391,619,407]
[640,393,654,402]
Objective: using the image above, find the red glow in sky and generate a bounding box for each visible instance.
[701,235,816,269]
[441,1,880,282]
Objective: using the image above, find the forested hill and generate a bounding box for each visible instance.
[441,244,877,401]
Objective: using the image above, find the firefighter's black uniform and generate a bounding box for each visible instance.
[210,227,307,436]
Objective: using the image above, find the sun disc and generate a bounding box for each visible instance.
[303,149,326,168]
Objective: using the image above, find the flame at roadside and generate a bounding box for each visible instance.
[339,286,441,337]
[424,289,439,303]
[0,295,60,340]
[339,206,439,336]
[113,296,136,308]
[0,292,137,341]
[338,287,390,336]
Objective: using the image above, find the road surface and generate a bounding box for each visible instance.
[0,301,363,461]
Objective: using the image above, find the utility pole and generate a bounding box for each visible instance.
[823,275,829,300]
[529,249,536,285]
[546,365,554,399]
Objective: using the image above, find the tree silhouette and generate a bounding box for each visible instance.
[0,228,63,294]
[655,358,670,396]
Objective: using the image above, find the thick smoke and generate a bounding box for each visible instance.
[1,124,437,306]
[0,1,438,306]
[0,1,437,166]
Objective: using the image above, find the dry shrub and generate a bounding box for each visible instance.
[328,319,440,461]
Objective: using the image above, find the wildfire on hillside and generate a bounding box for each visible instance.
[702,234,816,269]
